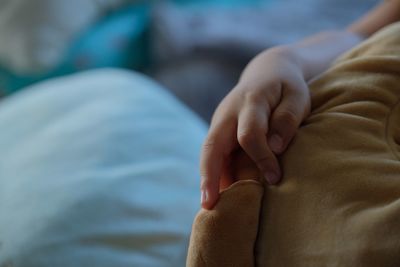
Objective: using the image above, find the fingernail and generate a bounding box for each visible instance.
[269,134,283,153]
[201,190,207,204]
[264,172,280,185]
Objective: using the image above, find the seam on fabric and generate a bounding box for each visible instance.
[385,96,400,161]
[253,180,266,267]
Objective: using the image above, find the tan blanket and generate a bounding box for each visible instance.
[187,22,400,267]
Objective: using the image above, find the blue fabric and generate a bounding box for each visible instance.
[173,0,264,7]
[0,69,207,267]
[0,3,150,94]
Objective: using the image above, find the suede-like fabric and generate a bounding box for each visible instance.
[187,21,400,267]
[187,152,264,267]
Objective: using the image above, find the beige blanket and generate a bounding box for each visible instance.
[187,21,400,267]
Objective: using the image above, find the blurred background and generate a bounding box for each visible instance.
[0,0,378,122]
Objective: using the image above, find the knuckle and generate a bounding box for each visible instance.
[240,83,280,104]
[237,130,258,148]
[199,165,209,176]
[243,90,264,104]
[202,137,217,151]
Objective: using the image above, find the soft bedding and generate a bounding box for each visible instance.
[0,69,206,267]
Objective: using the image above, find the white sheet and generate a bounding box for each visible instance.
[0,69,206,267]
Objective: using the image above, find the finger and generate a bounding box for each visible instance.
[220,158,235,190]
[237,104,281,185]
[230,149,261,181]
[268,81,310,154]
[200,121,236,210]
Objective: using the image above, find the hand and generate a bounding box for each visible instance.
[200,46,311,209]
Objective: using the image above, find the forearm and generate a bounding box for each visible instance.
[273,0,400,81]
[285,31,364,81]
[348,0,400,38]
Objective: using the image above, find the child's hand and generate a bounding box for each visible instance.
[200,46,311,209]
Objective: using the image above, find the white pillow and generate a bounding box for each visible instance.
[0,0,127,74]
[0,69,207,267]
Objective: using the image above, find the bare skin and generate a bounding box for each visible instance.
[200,0,400,209]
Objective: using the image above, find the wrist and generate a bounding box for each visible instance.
[285,30,364,80]
[266,45,302,66]
[265,45,307,78]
